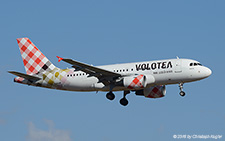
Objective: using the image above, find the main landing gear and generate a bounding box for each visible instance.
[119,91,130,106]
[106,91,115,100]
[106,90,130,106]
[179,83,185,97]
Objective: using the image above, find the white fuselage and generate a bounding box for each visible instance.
[62,58,211,92]
[11,38,212,106]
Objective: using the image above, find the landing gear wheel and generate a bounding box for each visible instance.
[106,92,115,100]
[179,83,186,97]
[179,91,185,97]
[120,98,128,106]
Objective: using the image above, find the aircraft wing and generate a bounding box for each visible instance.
[61,58,121,84]
[8,71,41,81]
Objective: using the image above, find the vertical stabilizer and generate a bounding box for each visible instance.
[17,38,57,74]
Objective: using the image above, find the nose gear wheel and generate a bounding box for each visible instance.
[179,83,186,97]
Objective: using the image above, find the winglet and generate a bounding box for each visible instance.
[56,56,64,62]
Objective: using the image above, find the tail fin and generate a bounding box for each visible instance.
[17,38,57,74]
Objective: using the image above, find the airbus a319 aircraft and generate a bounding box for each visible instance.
[9,38,212,106]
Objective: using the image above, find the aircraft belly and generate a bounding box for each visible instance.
[63,77,98,91]
[153,72,184,85]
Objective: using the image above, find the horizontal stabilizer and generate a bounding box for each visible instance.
[8,71,41,81]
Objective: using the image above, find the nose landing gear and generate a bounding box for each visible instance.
[179,83,185,97]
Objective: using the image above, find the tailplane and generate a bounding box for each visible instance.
[8,71,41,81]
[17,38,57,74]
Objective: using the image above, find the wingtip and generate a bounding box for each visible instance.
[8,71,14,74]
[56,56,64,62]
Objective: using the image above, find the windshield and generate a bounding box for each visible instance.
[190,63,202,66]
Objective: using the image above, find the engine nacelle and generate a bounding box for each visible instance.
[123,74,146,89]
[123,74,155,90]
[135,85,166,98]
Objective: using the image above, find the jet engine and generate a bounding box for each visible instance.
[123,74,155,90]
[135,85,166,98]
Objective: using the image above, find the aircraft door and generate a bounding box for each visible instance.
[174,59,182,73]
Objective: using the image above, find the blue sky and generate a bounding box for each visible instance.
[0,0,224,140]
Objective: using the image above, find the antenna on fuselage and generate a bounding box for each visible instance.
[176,56,179,59]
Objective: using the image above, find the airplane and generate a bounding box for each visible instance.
[9,38,212,106]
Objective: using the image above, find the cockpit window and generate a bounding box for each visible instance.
[190,62,202,66]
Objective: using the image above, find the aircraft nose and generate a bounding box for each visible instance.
[204,67,212,77]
